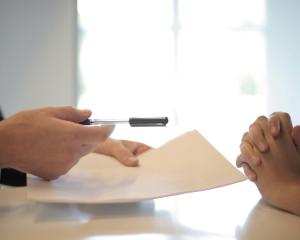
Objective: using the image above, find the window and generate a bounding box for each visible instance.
[77,0,266,160]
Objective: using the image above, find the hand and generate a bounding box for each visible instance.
[237,112,296,181]
[247,113,300,215]
[0,106,114,180]
[94,138,151,166]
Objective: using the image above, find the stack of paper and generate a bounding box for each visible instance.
[27,130,246,203]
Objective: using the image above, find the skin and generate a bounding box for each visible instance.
[0,106,150,180]
[236,112,300,216]
[237,113,300,180]
[95,138,150,167]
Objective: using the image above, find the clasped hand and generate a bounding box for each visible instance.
[236,112,300,215]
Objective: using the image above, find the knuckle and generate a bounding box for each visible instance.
[249,123,255,131]
[236,155,243,167]
[240,143,247,154]
[42,106,53,112]
[248,123,255,133]
[39,107,54,116]
[271,111,290,120]
[242,132,249,141]
[65,106,76,112]
[239,142,243,150]
[270,111,280,116]
[256,115,268,124]
[241,145,251,159]
[281,112,291,120]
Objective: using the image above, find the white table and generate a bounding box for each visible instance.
[1,181,300,240]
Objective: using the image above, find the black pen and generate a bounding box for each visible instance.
[80,117,168,127]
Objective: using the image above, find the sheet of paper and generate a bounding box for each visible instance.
[27,130,246,203]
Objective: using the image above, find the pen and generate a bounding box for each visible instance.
[80,117,168,127]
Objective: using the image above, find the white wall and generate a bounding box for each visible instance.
[266,0,300,123]
[0,0,77,117]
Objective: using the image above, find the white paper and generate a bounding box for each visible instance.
[27,130,246,203]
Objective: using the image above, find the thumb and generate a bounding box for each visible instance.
[51,106,92,123]
[112,143,139,167]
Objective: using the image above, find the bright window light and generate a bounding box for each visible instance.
[77,0,266,160]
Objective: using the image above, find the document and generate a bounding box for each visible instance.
[27,130,246,203]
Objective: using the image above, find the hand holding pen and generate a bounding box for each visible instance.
[0,106,167,181]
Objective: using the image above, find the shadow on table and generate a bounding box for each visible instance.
[34,200,156,223]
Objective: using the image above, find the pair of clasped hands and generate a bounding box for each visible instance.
[0,107,150,180]
[236,112,300,216]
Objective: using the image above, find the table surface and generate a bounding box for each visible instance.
[1,181,300,240]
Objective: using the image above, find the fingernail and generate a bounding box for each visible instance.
[128,157,139,166]
[81,109,92,115]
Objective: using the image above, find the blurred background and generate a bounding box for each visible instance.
[1,0,300,162]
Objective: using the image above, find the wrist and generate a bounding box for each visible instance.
[274,178,300,216]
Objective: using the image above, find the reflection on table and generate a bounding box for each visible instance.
[1,181,300,240]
